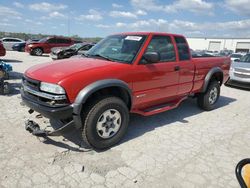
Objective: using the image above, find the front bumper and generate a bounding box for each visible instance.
[0,49,6,56]
[50,52,59,60]
[21,88,73,120]
[225,78,250,90]
[25,46,32,53]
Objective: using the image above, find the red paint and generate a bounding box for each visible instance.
[25,32,231,115]
[25,36,74,54]
[0,41,6,56]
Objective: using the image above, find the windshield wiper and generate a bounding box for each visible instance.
[89,54,114,61]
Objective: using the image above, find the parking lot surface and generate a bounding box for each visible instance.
[0,51,249,188]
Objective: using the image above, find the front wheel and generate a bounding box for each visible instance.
[31,48,43,56]
[197,81,220,111]
[81,96,129,150]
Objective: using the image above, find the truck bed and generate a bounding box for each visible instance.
[191,56,231,92]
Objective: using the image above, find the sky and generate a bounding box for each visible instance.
[0,0,250,38]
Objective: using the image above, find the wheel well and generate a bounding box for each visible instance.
[210,72,223,85]
[84,86,131,109]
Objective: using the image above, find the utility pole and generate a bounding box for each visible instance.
[67,13,70,37]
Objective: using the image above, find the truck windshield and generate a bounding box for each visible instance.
[86,35,146,64]
[239,54,250,63]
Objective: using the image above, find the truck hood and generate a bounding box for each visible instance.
[25,57,123,83]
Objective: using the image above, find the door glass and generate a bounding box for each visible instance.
[174,36,191,61]
[143,35,176,63]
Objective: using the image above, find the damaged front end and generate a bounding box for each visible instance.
[21,76,76,137]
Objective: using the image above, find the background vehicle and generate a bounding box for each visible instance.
[205,50,219,56]
[226,53,250,89]
[230,53,243,61]
[1,37,25,51]
[0,41,6,56]
[12,39,40,52]
[50,43,95,60]
[21,32,231,149]
[25,36,74,56]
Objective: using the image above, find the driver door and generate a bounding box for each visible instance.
[133,35,180,109]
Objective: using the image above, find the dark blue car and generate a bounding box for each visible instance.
[12,42,26,52]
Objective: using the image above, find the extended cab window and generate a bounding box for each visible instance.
[174,36,191,61]
[144,35,176,63]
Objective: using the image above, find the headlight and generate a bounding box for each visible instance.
[40,82,65,94]
[230,66,234,71]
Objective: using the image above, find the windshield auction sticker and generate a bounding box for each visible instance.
[125,36,142,41]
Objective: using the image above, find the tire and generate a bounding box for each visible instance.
[81,96,129,150]
[31,48,43,56]
[0,79,4,95]
[20,46,25,52]
[3,72,9,80]
[197,81,220,111]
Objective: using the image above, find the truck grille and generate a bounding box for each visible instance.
[234,68,250,74]
[234,73,250,79]
[22,76,40,91]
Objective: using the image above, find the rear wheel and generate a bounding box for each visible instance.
[31,48,43,56]
[197,81,220,111]
[81,96,129,150]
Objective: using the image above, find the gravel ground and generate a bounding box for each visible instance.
[0,51,249,188]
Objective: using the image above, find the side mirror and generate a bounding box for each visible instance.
[234,59,240,62]
[143,52,160,64]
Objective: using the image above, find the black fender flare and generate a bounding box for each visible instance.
[201,67,223,92]
[72,79,132,129]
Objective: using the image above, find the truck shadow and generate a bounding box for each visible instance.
[122,96,236,144]
[43,95,236,152]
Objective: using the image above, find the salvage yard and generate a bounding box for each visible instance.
[0,51,249,188]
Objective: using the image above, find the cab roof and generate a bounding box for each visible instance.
[112,32,185,38]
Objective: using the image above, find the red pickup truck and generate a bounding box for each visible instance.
[25,36,74,56]
[21,32,231,149]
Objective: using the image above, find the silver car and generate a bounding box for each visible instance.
[226,54,250,89]
[1,37,25,51]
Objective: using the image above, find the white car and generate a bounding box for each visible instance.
[230,53,243,62]
[1,37,25,51]
[226,53,250,89]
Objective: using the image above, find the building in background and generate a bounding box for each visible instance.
[187,37,250,53]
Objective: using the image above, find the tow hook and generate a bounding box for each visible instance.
[25,120,48,137]
[24,118,75,137]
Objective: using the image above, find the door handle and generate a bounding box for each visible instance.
[174,66,180,71]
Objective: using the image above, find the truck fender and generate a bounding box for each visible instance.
[201,67,223,93]
[72,79,132,129]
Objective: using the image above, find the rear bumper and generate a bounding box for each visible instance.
[12,46,19,51]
